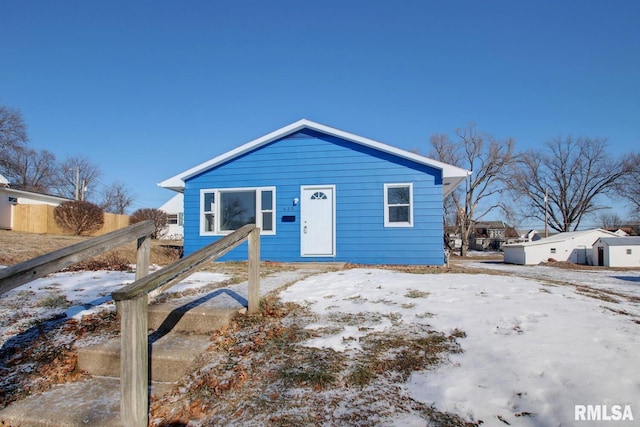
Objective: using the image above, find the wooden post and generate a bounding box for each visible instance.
[118,295,148,427]
[136,235,150,281]
[119,233,151,427]
[247,227,260,314]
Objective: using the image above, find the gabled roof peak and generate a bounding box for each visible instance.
[158,119,471,196]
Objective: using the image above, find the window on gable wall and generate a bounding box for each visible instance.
[167,213,184,226]
[201,187,275,235]
[384,183,413,227]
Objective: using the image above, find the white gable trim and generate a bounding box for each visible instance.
[158,119,471,197]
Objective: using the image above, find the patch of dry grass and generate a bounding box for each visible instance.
[0,229,182,267]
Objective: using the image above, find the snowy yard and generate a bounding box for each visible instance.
[1,261,639,425]
[281,265,640,425]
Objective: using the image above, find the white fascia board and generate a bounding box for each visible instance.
[2,187,72,203]
[158,119,472,196]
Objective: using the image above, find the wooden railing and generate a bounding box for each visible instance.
[0,221,261,427]
[0,220,155,295]
[111,223,261,427]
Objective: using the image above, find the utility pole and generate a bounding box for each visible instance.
[544,188,549,238]
[81,179,86,201]
[74,166,80,201]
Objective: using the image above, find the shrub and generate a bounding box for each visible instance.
[129,208,168,239]
[64,252,131,272]
[54,200,104,236]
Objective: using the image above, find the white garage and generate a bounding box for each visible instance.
[592,237,640,267]
[503,229,620,265]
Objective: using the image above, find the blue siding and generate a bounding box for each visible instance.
[183,130,445,265]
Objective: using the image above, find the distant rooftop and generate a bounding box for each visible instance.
[599,237,640,246]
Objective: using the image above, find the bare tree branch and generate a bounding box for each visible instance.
[0,105,28,154]
[616,152,640,214]
[430,124,516,256]
[1,147,57,193]
[507,136,626,232]
[54,156,102,200]
[99,181,135,214]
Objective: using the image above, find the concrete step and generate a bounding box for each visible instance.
[147,292,241,334]
[0,377,122,427]
[77,333,212,382]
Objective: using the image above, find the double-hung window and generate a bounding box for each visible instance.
[201,187,275,235]
[167,213,184,226]
[384,183,413,227]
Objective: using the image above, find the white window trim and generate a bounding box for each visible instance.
[200,186,276,236]
[384,183,413,227]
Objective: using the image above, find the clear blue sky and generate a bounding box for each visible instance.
[2,1,639,225]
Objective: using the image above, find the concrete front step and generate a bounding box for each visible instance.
[148,295,240,334]
[0,377,122,427]
[77,333,213,382]
[77,288,243,381]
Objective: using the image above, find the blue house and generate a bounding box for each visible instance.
[159,119,470,265]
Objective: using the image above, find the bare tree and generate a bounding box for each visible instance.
[100,181,134,214]
[430,124,516,256]
[54,156,102,201]
[0,105,29,180]
[0,104,28,154]
[1,147,57,193]
[507,136,628,232]
[616,152,640,214]
[596,211,624,229]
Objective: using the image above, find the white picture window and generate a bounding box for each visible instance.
[201,187,275,235]
[384,183,413,227]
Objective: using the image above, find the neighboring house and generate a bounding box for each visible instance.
[159,193,184,239]
[159,119,471,265]
[445,226,462,250]
[519,229,542,242]
[503,228,621,265]
[592,237,640,267]
[470,220,519,251]
[0,178,73,230]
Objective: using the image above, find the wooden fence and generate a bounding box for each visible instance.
[11,204,129,235]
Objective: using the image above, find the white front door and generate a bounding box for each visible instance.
[301,186,335,257]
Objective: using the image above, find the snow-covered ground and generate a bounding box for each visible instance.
[2,262,639,425]
[280,265,640,425]
[0,268,231,343]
